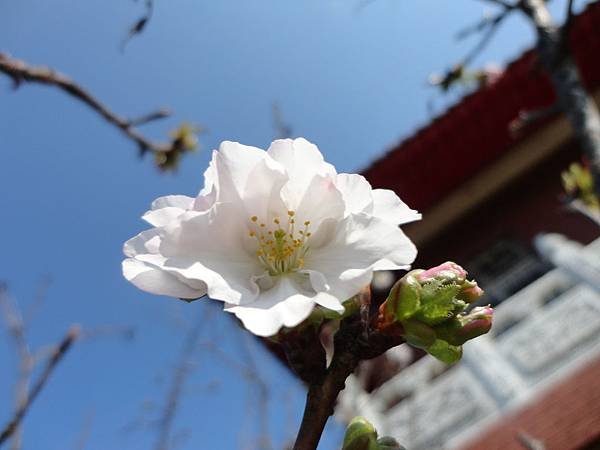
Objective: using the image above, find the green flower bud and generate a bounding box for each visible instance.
[342,417,379,450]
[402,318,437,349]
[377,436,406,450]
[426,339,463,365]
[383,271,421,322]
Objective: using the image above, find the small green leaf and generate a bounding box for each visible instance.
[415,283,461,325]
[426,339,463,364]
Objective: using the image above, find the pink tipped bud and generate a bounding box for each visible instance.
[459,306,493,338]
[457,282,485,303]
[434,306,493,345]
[417,262,467,284]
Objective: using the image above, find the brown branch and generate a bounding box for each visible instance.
[153,312,207,450]
[0,52,197,170]
[290,289,404,450]
[0,325,80,447]
[475,0,515,7]
[0,285,32,450]
[462,5,514,67]
[121,0,154,52]
[517,0,600,195]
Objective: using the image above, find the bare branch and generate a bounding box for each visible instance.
[518,0,600,194]
[121,0,154,52]
[462,6,513,67]
[558,0,576,60]
[456,9,510,40]
[153,307,213,450]
[0,325,80,447]
[272,103,293,139]
[0,285,31,450]
[0,53,198,170]
[128,109,172,127]
[475,0,515,8]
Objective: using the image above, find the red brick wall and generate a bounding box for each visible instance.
[460,356,600,450]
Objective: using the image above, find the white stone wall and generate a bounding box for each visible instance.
[335,236,600,450]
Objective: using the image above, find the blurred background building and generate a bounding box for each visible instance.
[336,3,600,449]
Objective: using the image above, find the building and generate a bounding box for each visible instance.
[336,3,600,449]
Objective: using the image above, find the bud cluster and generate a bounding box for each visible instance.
[342,417,405,450]
[378,262,492,364]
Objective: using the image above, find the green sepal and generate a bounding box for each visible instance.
[342,417,379,450]
[402,319,437,349]
[432,318,465,346]
[386,273,421,322]
[426,339,463,364]
[376,436,406,450]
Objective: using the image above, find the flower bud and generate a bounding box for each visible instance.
[434,306,493,346]
[456,280,485,304]
[381,271,421,323]
[416,261,467,284]
[342,417,378,450]
[377,436,406,450]
[402,318,437,349]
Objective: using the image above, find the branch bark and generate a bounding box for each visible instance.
[0,52,196,169]
[290,290,404,450]
[518,0,600,194]
[0,325,80,447]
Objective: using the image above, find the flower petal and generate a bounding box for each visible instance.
[142,195,194,226]
[123,228,161,257]
[298,269,345,312]
[371,189,421,225]
[294,174,345,230]
[336,173,374,216]
[158,203,262,304]
[212,142,267,204]
[224,275,316,336]
[267,138,336,207]
[151,195,194,211]
[122,258,207,299]
[307,213,417,301]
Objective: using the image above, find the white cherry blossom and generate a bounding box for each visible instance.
[123,138,420,336]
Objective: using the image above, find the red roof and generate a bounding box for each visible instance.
[362,1,600,213]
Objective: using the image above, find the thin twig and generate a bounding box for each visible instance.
[0,325,80,447]
[153,310,208,450]
[558,0,576,60]
[272,102,293,140]
[475,0,515,8]
[0,52,197,170]
[0,286,32,450]
[0,52,171,154]
[121,0,155,51]
[462,6,513,67]
[291,289,404,450]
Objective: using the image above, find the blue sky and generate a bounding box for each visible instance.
[0,0,585,449]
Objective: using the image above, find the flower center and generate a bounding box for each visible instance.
[248,211,312,276]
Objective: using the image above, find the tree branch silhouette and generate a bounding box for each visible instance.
[0,53,198,170]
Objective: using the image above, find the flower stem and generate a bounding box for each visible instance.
[293,348,359,450]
